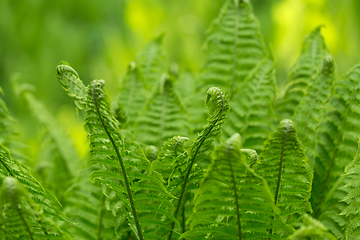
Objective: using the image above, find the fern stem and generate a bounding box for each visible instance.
[9,184,34,240]
[226,140,242,240]
[274,121,289,206]
[167,89,225,240]
[92,85,144,240]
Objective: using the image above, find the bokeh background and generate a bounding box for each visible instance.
[0,0,359,159]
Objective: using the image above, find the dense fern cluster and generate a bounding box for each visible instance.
[2,0,360,239]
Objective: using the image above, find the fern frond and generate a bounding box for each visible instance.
[135,74,190,149]
[63,172,127,240]
[0,177,71,239]
[312,64,360,218]
[292,55,335,166]
[253,119,313,225]
[224,52,277,152]
[167,87,230,240]
[289,215,337,240]
[275,26,329,119]
[182,133,293,239]
[318,140,360,239]
[135,33,166,89]
[199,0,266,97]
[240,148,258,167]
[15,82,81,178]
[0,86,15,145]
[56,61,88,110]
[114,61,148,134]
[85,79,175,239]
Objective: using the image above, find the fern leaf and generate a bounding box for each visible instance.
[0,177,71,239]
[253,119,313,225]
[312,64,360,218]
[240,148,258,167]
[318,140,360,239]
[275,26,329,120]
[63,172,127,240]
[224,52,277,152]
[292,55,335,166]
[0,86,15,145]
[289,215,337,240]
[135,74,190,149]
[15,82,81,178]
[199,0,266,97]
[85,79,175,239]
[56,61,88,110]
[167,87,230,240]
[114,61,148,134]
[136,33,166,89]
[182,134,293,239]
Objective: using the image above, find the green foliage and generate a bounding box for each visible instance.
[224,52,277,151]
[253,119,313,225]
[183,133,293,239]
[276,26,329,120]
[312,64,360,218]
[2,1,360,239]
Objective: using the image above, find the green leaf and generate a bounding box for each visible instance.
[224,52,277,152]
[253,119,313,225]
[183,134,293,239]
[312,64,360,218]
[56,61,88,110]
[275,26,329,120]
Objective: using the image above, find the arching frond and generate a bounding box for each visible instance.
[135,33,166,89]
[84,79,175,239]
[275,26,329,120]
[56,61,88,110]
[135,74,190,149]
[167,87,230,240]
[182,134,293,239]
[0,177,71,239]
[224,52,277,152]
[292,55,335,166]
[253,119,313,225]
[240,148,258,167]
[0,144,68,231]
[199,0,266,97]
[289,215,337,240]
[312,64,360,218]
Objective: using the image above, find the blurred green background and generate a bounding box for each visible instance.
[0,0,359,159]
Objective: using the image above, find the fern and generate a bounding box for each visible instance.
[199,0,266,97]
[275,26,329,120]
[56,61,88,110]
[312,64,360,218]
[292,55,335,166]
[182,133,293,239]
[253,119,313,225]
[135,74,189,149]
[114,61,148,135]
[318,140,360,239]
[289,215,337,240]
[135,33,166,89]
[223,51,277,152]
[167,87,230,240]
[0,177,70,239]
[63,172,126,240]
[84,79,176,239]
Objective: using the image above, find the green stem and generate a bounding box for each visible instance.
[92,84,144,240]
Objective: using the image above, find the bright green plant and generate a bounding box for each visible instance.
[2,0,360,239]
